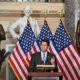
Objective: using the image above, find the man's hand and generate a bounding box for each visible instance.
[50,57,55,65]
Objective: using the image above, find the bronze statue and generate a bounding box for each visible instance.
[76,20,80,52]
[0,24,6,42]
[0,24,10,70]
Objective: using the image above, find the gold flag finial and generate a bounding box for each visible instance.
[44,9,48,24]
[59,9,64,22]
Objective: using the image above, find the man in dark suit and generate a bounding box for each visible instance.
[29,39,58,72]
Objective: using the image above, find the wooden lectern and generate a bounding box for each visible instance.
[29,72,63,80]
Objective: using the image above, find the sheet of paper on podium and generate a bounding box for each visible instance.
[36,65,55,70]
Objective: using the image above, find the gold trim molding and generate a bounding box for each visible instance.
[0,2,65,18]
[0,10,64,17]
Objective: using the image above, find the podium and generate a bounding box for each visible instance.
[29,72,63,80]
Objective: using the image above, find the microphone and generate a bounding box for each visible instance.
[41,60,44,64]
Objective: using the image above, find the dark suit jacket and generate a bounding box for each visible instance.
[29,52,58,72]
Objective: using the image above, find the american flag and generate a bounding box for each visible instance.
[37,21,54,49]
[8,22,39,80]
[52,21,80,80]
[37,21,80,80]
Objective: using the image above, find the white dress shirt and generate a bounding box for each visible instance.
[41,51,47,64]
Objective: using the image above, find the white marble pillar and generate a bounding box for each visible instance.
[65,0,79,42]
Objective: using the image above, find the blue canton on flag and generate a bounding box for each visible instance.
[53,22,72,52]
[37,21,54,48]
[19,23,36,53]
[53,21,80,80]
[8,22,37,80]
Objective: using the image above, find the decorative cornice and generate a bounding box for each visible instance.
[0,10,64,17]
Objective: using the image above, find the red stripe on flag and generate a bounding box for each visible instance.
[49,45,55,55]
[12,51,28,79]
[16,45,29,68]
[32,45,37,53]
[26,53,30,63]
[68,46,80,69]
[57,59,68,80]
[26,44,39,61]
[48,44,68,79]
[72,44,80,57]
[8,57,22,80]
[29,51,32,58]
[59,52,74,80]
[26,54,30,63]
[26,44,40,68]
[67,47,80,78]
[63,49,79,79]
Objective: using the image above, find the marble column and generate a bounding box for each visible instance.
[65,0,79,42]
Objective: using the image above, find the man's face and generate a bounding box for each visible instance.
[41,41,48,53]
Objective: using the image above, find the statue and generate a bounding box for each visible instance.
[76,20,80,52]
[8,6,41,80]
[9,5,40,39]
[0,24,10,70]
[0,24,6,42]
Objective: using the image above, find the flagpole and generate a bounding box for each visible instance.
[27,16,31,26]
[59,9,72,40]
[44,10,48,24]
[59,9,64,23]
